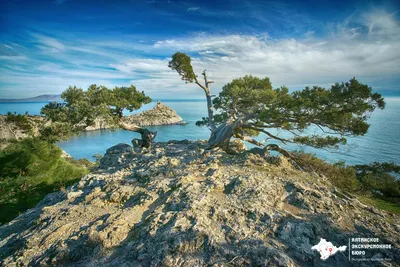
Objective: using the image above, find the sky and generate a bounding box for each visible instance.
[1,0,400,99]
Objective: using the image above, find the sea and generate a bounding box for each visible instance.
[1,98,399,165]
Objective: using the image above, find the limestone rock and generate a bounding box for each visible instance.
[84,116,116,131]
[0,141,399,266]
[229,138,247,153]
[0,115,45,149]
[123,101,186,127]
[61,149,72,158]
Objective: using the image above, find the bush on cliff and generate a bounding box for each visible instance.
[5,112,32,132]
[295,152,361,192]
[38,121,76,143]
[295,152,400,210]
[355,162,400,199]
[0,138,90,223]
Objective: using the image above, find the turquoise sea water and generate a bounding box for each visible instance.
[1,98,399,165]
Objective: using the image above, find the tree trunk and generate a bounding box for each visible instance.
[205,115,296,160]
[206,117,245,150]
[205,91,216,133]
[116,108,123,119]
[120,121,157,148]
[206,111,259,150]
[197,70,216,136]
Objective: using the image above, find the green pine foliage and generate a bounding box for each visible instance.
[169,53,384,152]
[0,138,90,223]
[168,52,197,83]
[40,84,152,141]
[6,112,32,132]
[208,75,385,149]
[355,162,400,198]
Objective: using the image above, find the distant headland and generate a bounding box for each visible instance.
[0,94,62,103]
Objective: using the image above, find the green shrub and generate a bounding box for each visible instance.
[360,173,400,198]
[93,153,103,166]
[5,112,32,132]
[0,138,89,223]
[294,152,360,192]
[355,162,400,198]
[294,153,400,210]
[39,122,75,143]
[40,101,69,122]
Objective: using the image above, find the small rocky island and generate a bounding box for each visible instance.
[0,140,399,266]
[123,100,186,127]
[84,101,186,131]
[0,101,185,147]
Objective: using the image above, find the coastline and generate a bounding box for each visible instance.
[1,99,400,165]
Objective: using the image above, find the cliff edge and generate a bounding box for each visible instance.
[0,141,399,266]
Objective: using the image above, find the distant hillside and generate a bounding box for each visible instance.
[0,94,61,103]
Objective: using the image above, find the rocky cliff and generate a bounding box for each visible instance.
[82,101,185,131]
[0,115,45,149]
[0,140,399,266]
[83,116,117,132]
[123,101,185,127]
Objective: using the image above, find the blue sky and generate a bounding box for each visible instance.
[1,0,400,99]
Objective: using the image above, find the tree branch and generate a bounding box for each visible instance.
[265,144,296,160]
[243,125,289,144]
[202,69,214,88]
[194,76,208,93]
[234,133,264,146]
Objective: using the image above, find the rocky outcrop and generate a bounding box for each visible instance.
[1,102,183,140]
[83,116,117,131]
[123,101,186,127]
[0,141,399,266]
[0,115,45,149]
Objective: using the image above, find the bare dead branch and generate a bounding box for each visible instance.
[120,121,157,148]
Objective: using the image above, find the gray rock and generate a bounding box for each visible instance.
[0,140,399,267]
[123,101,186,127]
[229,139,246,153]
[84,116,116,131]
[67,190,83,200]
[0,115,45,149]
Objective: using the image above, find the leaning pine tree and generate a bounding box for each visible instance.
[168,52,217,137]
[169,52,385,156]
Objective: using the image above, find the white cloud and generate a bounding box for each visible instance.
[3,44,14,50]
[111,58,170,73]
[187,7,200,12]
[32,34,65,52]
[0,55,30,62]
[154,34,399,87]
[151,10,400,91]
[364,10,399,36]
[1,10,399,99]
